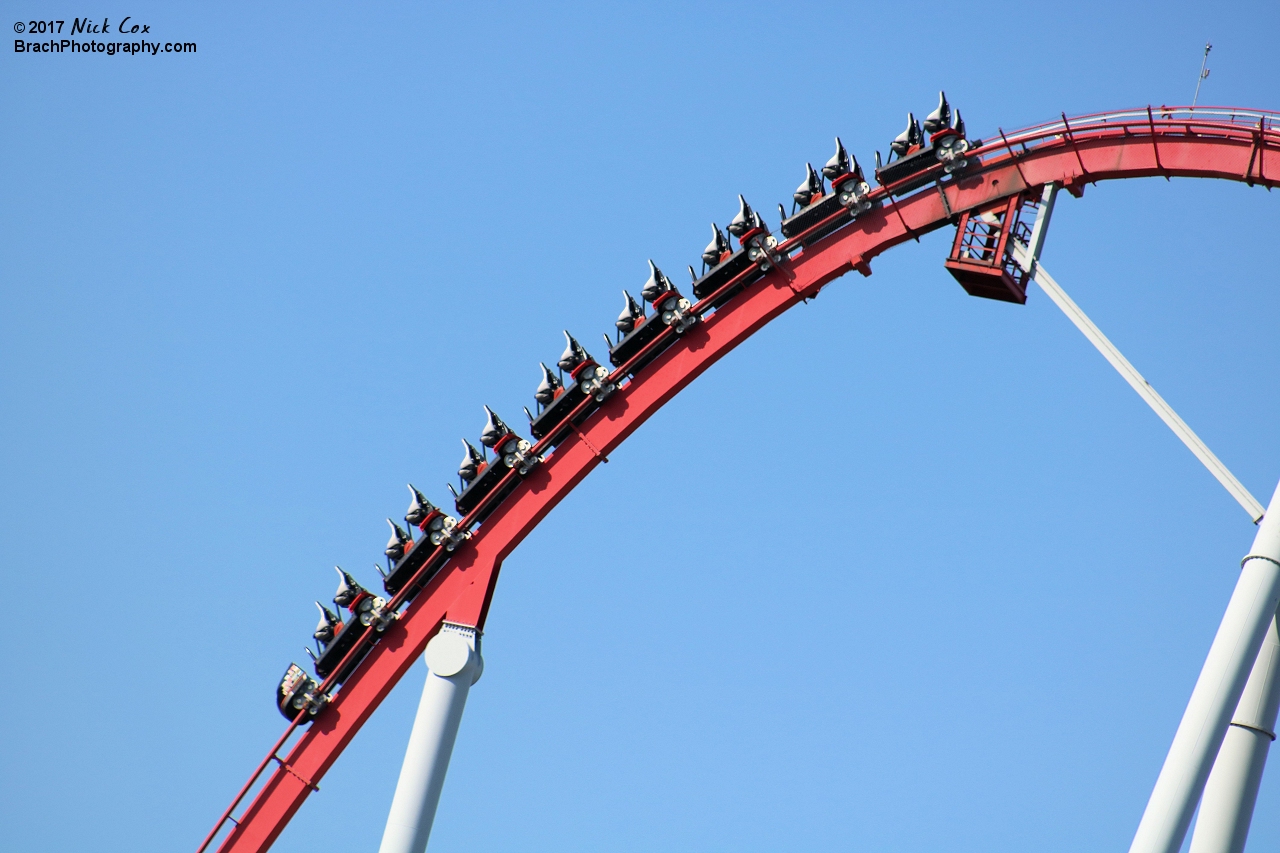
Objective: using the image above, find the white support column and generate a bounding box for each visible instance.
[1189,612,1280,853]
[1010,180,1280,852]
[378,623,483,853]
[1128,479,1280,853]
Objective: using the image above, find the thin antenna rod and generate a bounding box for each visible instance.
[1192,42,1212,110]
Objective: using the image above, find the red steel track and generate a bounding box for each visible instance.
[199,106,1278,853]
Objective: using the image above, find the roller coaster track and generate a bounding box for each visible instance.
[198,105,1279,853]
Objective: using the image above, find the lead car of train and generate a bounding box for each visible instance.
[277,92,977,722]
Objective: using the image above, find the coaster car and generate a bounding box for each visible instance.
[380,485,466,598]
[780,138,876,243]
[874,92,978,195]
[609,261,697,370]
[276,662,325,722]
[308,567,390,682]
[689,195,781,311]
[529,332,615,441]
[449,407,539,519]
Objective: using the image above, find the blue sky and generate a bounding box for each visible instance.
[3,1,1279,851]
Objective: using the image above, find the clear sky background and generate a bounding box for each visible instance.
[3,2,1279,851]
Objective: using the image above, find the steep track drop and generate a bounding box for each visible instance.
[199,105,1279,853]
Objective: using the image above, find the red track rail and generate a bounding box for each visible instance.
[199,105,1278,853]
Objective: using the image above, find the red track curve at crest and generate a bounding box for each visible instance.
[199,105,1278,853]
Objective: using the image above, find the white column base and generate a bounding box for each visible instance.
[378,624,482,853]
[1189,614,1280,853]
[1128,479,1280,853]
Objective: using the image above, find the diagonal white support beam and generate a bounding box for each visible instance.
[1009,203,1263,523]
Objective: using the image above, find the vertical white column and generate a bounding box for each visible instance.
[1128,479,1280,853]
[378,623,483,853]
[1188,613,1280,853]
